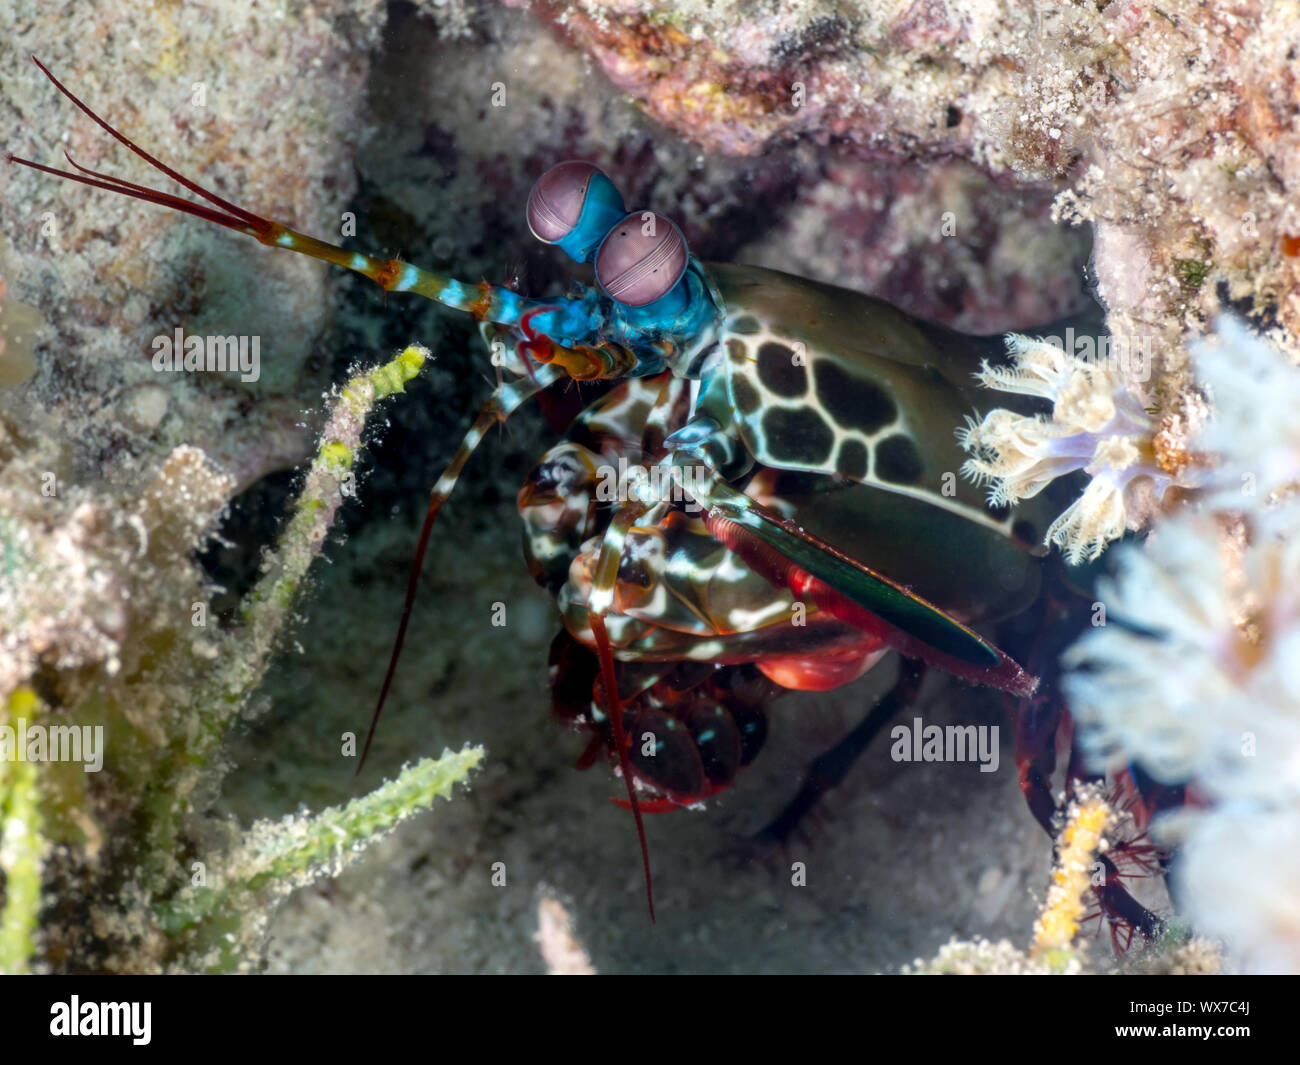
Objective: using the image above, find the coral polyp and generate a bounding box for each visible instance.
[959,335,1189,563]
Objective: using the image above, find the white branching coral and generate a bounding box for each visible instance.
[1192,318,1300,520]
[959,334,1180,563]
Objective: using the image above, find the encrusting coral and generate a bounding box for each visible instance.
[509,0,1300,353]
[0,1,390,494]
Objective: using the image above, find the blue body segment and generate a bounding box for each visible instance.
[516,261,723,379]
[555,171,629,263]
[607,263,720,356]
[522,290,604,346]
[531,171,722,376]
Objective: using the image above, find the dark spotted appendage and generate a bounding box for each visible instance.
[874,434,925,484]
[732,375,762,416]
[762,407,836,466]
[756,342,809,398]
[813,360,896,433]
[837,439,869,480]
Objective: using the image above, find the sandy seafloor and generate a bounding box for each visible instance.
[3,1,1167,972]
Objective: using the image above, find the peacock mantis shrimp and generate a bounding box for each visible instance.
[10,56,1168,937]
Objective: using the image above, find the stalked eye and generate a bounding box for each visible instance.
[526,161,627,263]
[595,212,688,308]
[526,161,597,243]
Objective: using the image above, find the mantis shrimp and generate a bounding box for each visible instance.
[10,56,1168,937]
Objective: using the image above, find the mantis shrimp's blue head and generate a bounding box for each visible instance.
[527,161,689,309]
[518,162,722,379]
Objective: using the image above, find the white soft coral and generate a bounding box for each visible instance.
[1063,516,1300,803]
[1057,317,1300,972]
[1064,517,1300,972]
[1178,808,1300,974]
[959,334,1177,563]
[1192,317,1300,520]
